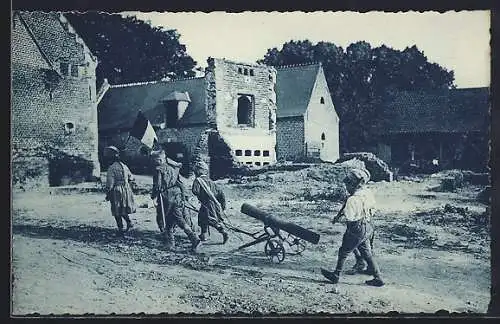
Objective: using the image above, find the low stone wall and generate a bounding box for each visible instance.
[12,144,97,188]
[12,156,50,189]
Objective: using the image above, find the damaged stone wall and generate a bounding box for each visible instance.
[208,58,277,132]
[205,58,278,167]
[12,144,95,188]
[99,125,207,176]
[11,12,100,186]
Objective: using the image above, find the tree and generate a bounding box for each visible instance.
[259,40,455,152]
[66,12,197,86]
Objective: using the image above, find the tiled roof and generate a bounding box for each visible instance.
[275,63,321,118]
[17,11,92,65]
[374,87,490,134]
[98,77,207,131]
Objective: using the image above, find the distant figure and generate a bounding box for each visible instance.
[105,146,136,236]
[321,168,384,287]
[150,150,200,252]
[192,161,229,244]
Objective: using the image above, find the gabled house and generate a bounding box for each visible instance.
[11,11,100,187]
[371,87,490,172]
[275,63,340,163]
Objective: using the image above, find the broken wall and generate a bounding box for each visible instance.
[11,12,100,186]
[206,58,278,168]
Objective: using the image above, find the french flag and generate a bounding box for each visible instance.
[129,111,158,149]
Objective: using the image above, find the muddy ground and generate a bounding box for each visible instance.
[11,168,490,315]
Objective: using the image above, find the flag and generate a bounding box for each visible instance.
[129,111,158,149]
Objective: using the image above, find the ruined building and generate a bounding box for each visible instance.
[98,59,340,178]
[99,58,278,178]
[11,11,101,187]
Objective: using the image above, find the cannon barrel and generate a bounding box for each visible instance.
[240,203,320,245]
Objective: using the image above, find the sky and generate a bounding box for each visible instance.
[122,11,491,88]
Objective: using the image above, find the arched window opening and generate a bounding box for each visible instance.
[320,97,325,104]
[237,95,253,126]
[321,133,326,141]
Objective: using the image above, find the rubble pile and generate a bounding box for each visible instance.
[415,204,489,232]
[306,159,367,183]
[336,152,393,182]
[439,170,490,192]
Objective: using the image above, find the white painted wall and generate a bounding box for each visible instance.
[304,67,340,162]
[219,130,277,168]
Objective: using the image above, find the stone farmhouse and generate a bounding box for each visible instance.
[11,11,100,187]
[370,87,490,172]
[98,59,340,178]
[275,63,339,163]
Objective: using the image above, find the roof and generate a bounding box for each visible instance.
[373,87,490,134]
[162,91,191,102]
[275,63,321,118]
[16,11,94,66]
[98,77,207,131]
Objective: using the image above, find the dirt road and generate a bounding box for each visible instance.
[11,170,490,314]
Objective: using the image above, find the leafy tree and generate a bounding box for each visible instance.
[66,12,197,86]
[259,40,455,152]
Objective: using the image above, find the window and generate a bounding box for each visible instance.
[255,162,261,166]
[269,74,273,82]
[246,162,252,165]
[60,62,69,76]
[237,95,254,126]
[238,67,242,74]
[89,86,92,100]
[235,150,242,156]
[243,68,248,76]
[263,150,270,157]
[321,133,326,141]
[249,69,254,76]
[263,162,270,166]
[254,150,261,156]
[71,65,78,77]
[63,122,75,135]
[320,97,325,104]
[244,150,252,156]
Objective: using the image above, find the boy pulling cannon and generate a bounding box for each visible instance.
[321,168,385,287]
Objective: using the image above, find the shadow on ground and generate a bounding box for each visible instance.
[12,223,323,283]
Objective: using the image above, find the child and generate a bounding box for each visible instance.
[321,168,384,287]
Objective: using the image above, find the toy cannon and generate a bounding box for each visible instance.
[229,203,320,263]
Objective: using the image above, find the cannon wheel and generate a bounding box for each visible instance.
[264,239,285,263]
[287,236,306,255]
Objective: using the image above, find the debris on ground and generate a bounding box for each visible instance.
[477,186,491,205]
[336,152,393,182]
[11,164,491,314]
[435,170,490,192]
